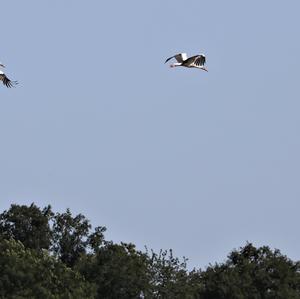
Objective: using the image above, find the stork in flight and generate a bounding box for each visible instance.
[165,53,208,72]
[0,63,17,88]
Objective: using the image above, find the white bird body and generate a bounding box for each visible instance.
[165,53,208,71]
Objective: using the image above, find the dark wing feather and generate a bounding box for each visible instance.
[184,55,206,67]
[196,55,206,66]
[0,74,18,88]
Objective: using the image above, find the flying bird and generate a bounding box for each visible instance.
[0,63,17,88]
[165,53,208,72]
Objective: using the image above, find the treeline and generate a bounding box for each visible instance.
[0,204,299,298]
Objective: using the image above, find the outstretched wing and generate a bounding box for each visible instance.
[185,54,206,67]
[0,73,18,88]
[194,54,206,66]
[165,53,187,64]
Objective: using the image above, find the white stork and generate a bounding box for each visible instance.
[165,53,208,72]
[0,63,17,88]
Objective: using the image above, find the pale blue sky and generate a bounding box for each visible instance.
[1,0,300,268]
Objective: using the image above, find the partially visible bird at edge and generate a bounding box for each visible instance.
[165,53,208,72]
[0,63,18,88]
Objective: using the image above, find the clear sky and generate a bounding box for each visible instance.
[1,0,300,268]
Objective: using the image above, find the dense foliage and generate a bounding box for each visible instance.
[0,203,299,298]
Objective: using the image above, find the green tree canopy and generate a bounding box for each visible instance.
[77,242,150,299]
[0,203,53,251]
[51,208,99,267]
[0,238,95,299]
[1,204,300,299]
[145,249,202,298]
[199,243,300,299]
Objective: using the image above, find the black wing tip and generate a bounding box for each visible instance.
[4,80,18,88]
